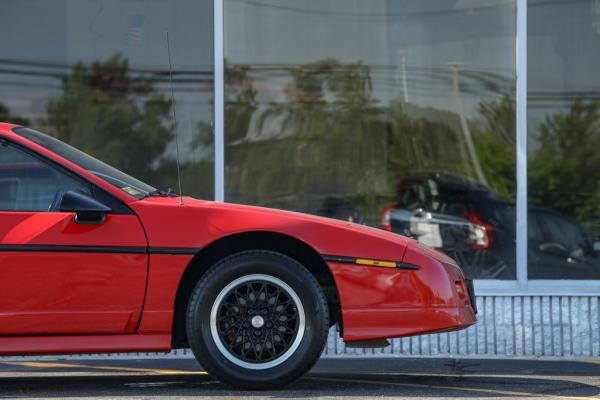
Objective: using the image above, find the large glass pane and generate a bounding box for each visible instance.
[224,1,516,279]
[0,0,214,199]
[528,0,600,279]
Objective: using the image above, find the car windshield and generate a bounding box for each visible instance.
[13,127,156,199]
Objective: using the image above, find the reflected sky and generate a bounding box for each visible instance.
[225,0,515,119]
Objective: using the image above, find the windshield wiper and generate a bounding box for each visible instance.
[146,188,178,198]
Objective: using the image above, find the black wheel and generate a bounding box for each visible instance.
[186,250,329,389]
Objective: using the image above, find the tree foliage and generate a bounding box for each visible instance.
[45,54,174,185]
[0,103,29,126]
[472,96,516,200]
[42,54,213,198]
[225,59,387,220]
[225,60,518,223]
[529,100,600,233]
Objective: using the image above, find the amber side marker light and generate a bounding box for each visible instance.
[356,258,397,268]
[322,255,419,270]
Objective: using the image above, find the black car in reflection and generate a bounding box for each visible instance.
[528,207,600,279]
[379,171,600,280]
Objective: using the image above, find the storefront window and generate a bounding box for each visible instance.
[224,0,517,279]
[0,0,214,199]
[528,0,600,279]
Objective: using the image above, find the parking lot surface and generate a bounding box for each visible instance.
[0,357,598,399]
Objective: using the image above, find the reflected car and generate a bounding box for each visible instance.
[379,171,600,280]
[528,207,600,279]
[380,171,516,279]
[0,123,476,389]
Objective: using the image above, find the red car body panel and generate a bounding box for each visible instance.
[0,212,148,335]
[131,196,412,261]
[329,246,474,341]
[137,254,194,333]
[0,335,172,356]
[0,122,476,355]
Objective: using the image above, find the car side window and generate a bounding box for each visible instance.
[397,182,426,210]
[537,211,585,252]
[527,211,544,243]
[0,141,90,212]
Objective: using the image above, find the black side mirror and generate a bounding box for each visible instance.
[60,190,111,224]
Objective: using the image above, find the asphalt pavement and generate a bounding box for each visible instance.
[0,356,598,399]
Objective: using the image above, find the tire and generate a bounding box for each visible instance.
[186,250,329,390]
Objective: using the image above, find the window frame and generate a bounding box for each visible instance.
[0,137,133,215]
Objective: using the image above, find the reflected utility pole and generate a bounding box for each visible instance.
[400,51,409,103]
[449,62,488,186]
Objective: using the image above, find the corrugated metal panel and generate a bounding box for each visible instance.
[3,296,598,360]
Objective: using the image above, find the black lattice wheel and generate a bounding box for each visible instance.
[210,274,305,369]
[186,251,330,389]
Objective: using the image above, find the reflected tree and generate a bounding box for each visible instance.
[225,59,520,224]
[386,100,469,191]
[472,96,516,200]
[45,54,174,187]
[529,99,600,234]
[0,103,29,126]
[225,59,387,221]
[387,94,517,203]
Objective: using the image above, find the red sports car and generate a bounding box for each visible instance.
[0,122,476,389]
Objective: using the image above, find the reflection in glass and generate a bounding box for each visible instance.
[224,0,517,279]
[0,0,214,199]
[528,0,600,279]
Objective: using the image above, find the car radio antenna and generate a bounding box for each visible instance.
[166,30,184,205]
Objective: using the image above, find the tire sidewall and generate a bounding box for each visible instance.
[187,252,328,388]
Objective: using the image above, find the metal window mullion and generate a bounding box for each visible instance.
[214,0,225,202]
[515,0,528,287]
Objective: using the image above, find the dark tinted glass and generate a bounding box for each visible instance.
[0,142,89,211]
[539,213,586,251]
[15,127,155,198]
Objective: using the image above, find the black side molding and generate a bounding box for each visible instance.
[0,244,198,255]
[147,247,198,255]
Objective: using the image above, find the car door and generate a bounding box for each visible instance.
[0,140,148,335]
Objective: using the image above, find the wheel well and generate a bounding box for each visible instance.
[171,231,341,348]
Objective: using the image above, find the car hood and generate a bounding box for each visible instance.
[132,196,454,265]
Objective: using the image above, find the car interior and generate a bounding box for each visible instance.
[0,143,87,212]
